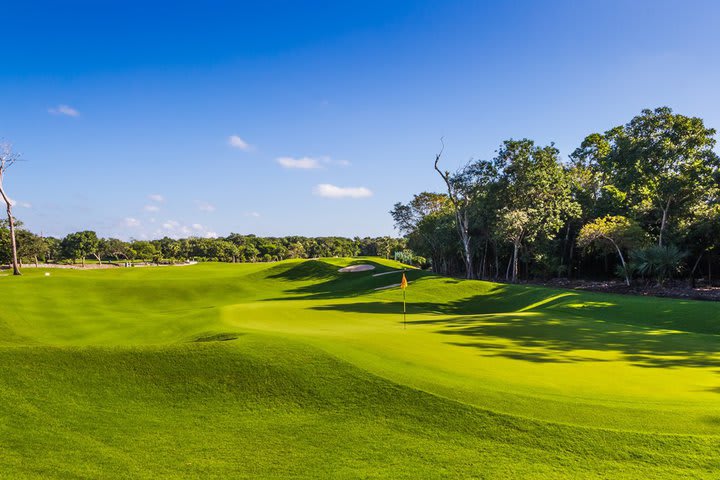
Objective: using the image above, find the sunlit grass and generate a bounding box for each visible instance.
[1,258,720,478]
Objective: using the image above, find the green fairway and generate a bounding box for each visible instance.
[2,259,720,478]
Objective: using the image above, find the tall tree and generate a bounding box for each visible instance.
[494,139,580,282]
[434,140,497,279]
[577,215,646,286]
[572,107,720,247]
[0,143,21,275]
[61,231,100,267]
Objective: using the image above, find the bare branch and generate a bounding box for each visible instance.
[0,142,21,172]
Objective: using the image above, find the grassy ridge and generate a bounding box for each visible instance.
[1,259,720,478]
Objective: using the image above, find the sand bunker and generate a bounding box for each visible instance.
[338,264,375,273]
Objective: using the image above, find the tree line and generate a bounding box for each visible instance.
[0,225,408,267]
[392,107,720,286]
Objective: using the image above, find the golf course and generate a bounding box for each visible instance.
[2,258,720,478]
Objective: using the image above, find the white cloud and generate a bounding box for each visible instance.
[277,156,321,169]
[155,220,218,239]
[197,201,216,212]
[228,135,251,151]
[148,194,165,203]
[123,217,141,227]
[276,155,350,169]
[246,211,261,218]
[7,198,31,208]
[144,205,160,212]
[48,104,80,117]
[313,184,373,199]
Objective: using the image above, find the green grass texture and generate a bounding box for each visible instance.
[2,258,720,478]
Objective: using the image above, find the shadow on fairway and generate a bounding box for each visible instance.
[311,293,720,369]
[265,259,428,300]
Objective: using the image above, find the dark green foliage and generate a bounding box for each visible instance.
[394,107,720,285]
[631,245,686,286]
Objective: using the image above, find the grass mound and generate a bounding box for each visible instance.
[2,258,720,478]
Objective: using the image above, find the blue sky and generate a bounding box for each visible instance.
[2,0,719,240]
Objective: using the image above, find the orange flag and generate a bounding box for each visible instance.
[400,272,408,290]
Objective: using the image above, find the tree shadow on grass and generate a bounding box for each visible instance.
[264,259,431,300]
[310,296,720,369]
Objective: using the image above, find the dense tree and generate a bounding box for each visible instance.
[494,140,580,282]
[394,107,719,287]
[16,229,48,267]
[60,231,100,267]
[130,240,159,263]
[99,238,132,262]
[577,216,646,286]
[391,192,457,274]
[678,202,720,286]
[572,107,720,247]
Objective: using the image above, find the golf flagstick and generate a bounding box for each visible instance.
[400,271,408,329]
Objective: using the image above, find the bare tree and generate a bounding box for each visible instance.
[0,143,21,275]
[433,138,477,279]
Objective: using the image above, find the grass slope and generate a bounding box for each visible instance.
[1,258,720,478]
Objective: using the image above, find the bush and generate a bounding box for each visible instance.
[630,245,685,286]
[394,250,414,265]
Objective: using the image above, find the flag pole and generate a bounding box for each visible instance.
[401,269,407,330]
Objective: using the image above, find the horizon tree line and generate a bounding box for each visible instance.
[0,227,409,268]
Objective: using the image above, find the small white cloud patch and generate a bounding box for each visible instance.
[158,220,216,238]
[197,201,216,212]
[7,198,31,208]
[123,217,141,227]
[228,135,251,151]
[313,184,373,199]
[277,156,321,169]
[148,194,165,203]
[48,105,80,117]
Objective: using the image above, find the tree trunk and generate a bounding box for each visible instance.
[34,256,39,268]
[610,239,630,286]
[658,197,672,247]
[709,259,712,286]
[568,238,575,279]
[494,246,499,279]
[457,211,474,279]
[505,251,513,281]
[690,253,703,288]
[512,242,519,283]
[434,145,475,280]
[92,253,103,265]
[480,238,488,279]
[0,182,21,275]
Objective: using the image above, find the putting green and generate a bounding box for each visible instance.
[1,258,719,478]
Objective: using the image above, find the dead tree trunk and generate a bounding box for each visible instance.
[0,178,20,276]
[0,145,21,275]
[433,140,475,279]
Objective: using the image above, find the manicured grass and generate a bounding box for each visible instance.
[2,258,720,478]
